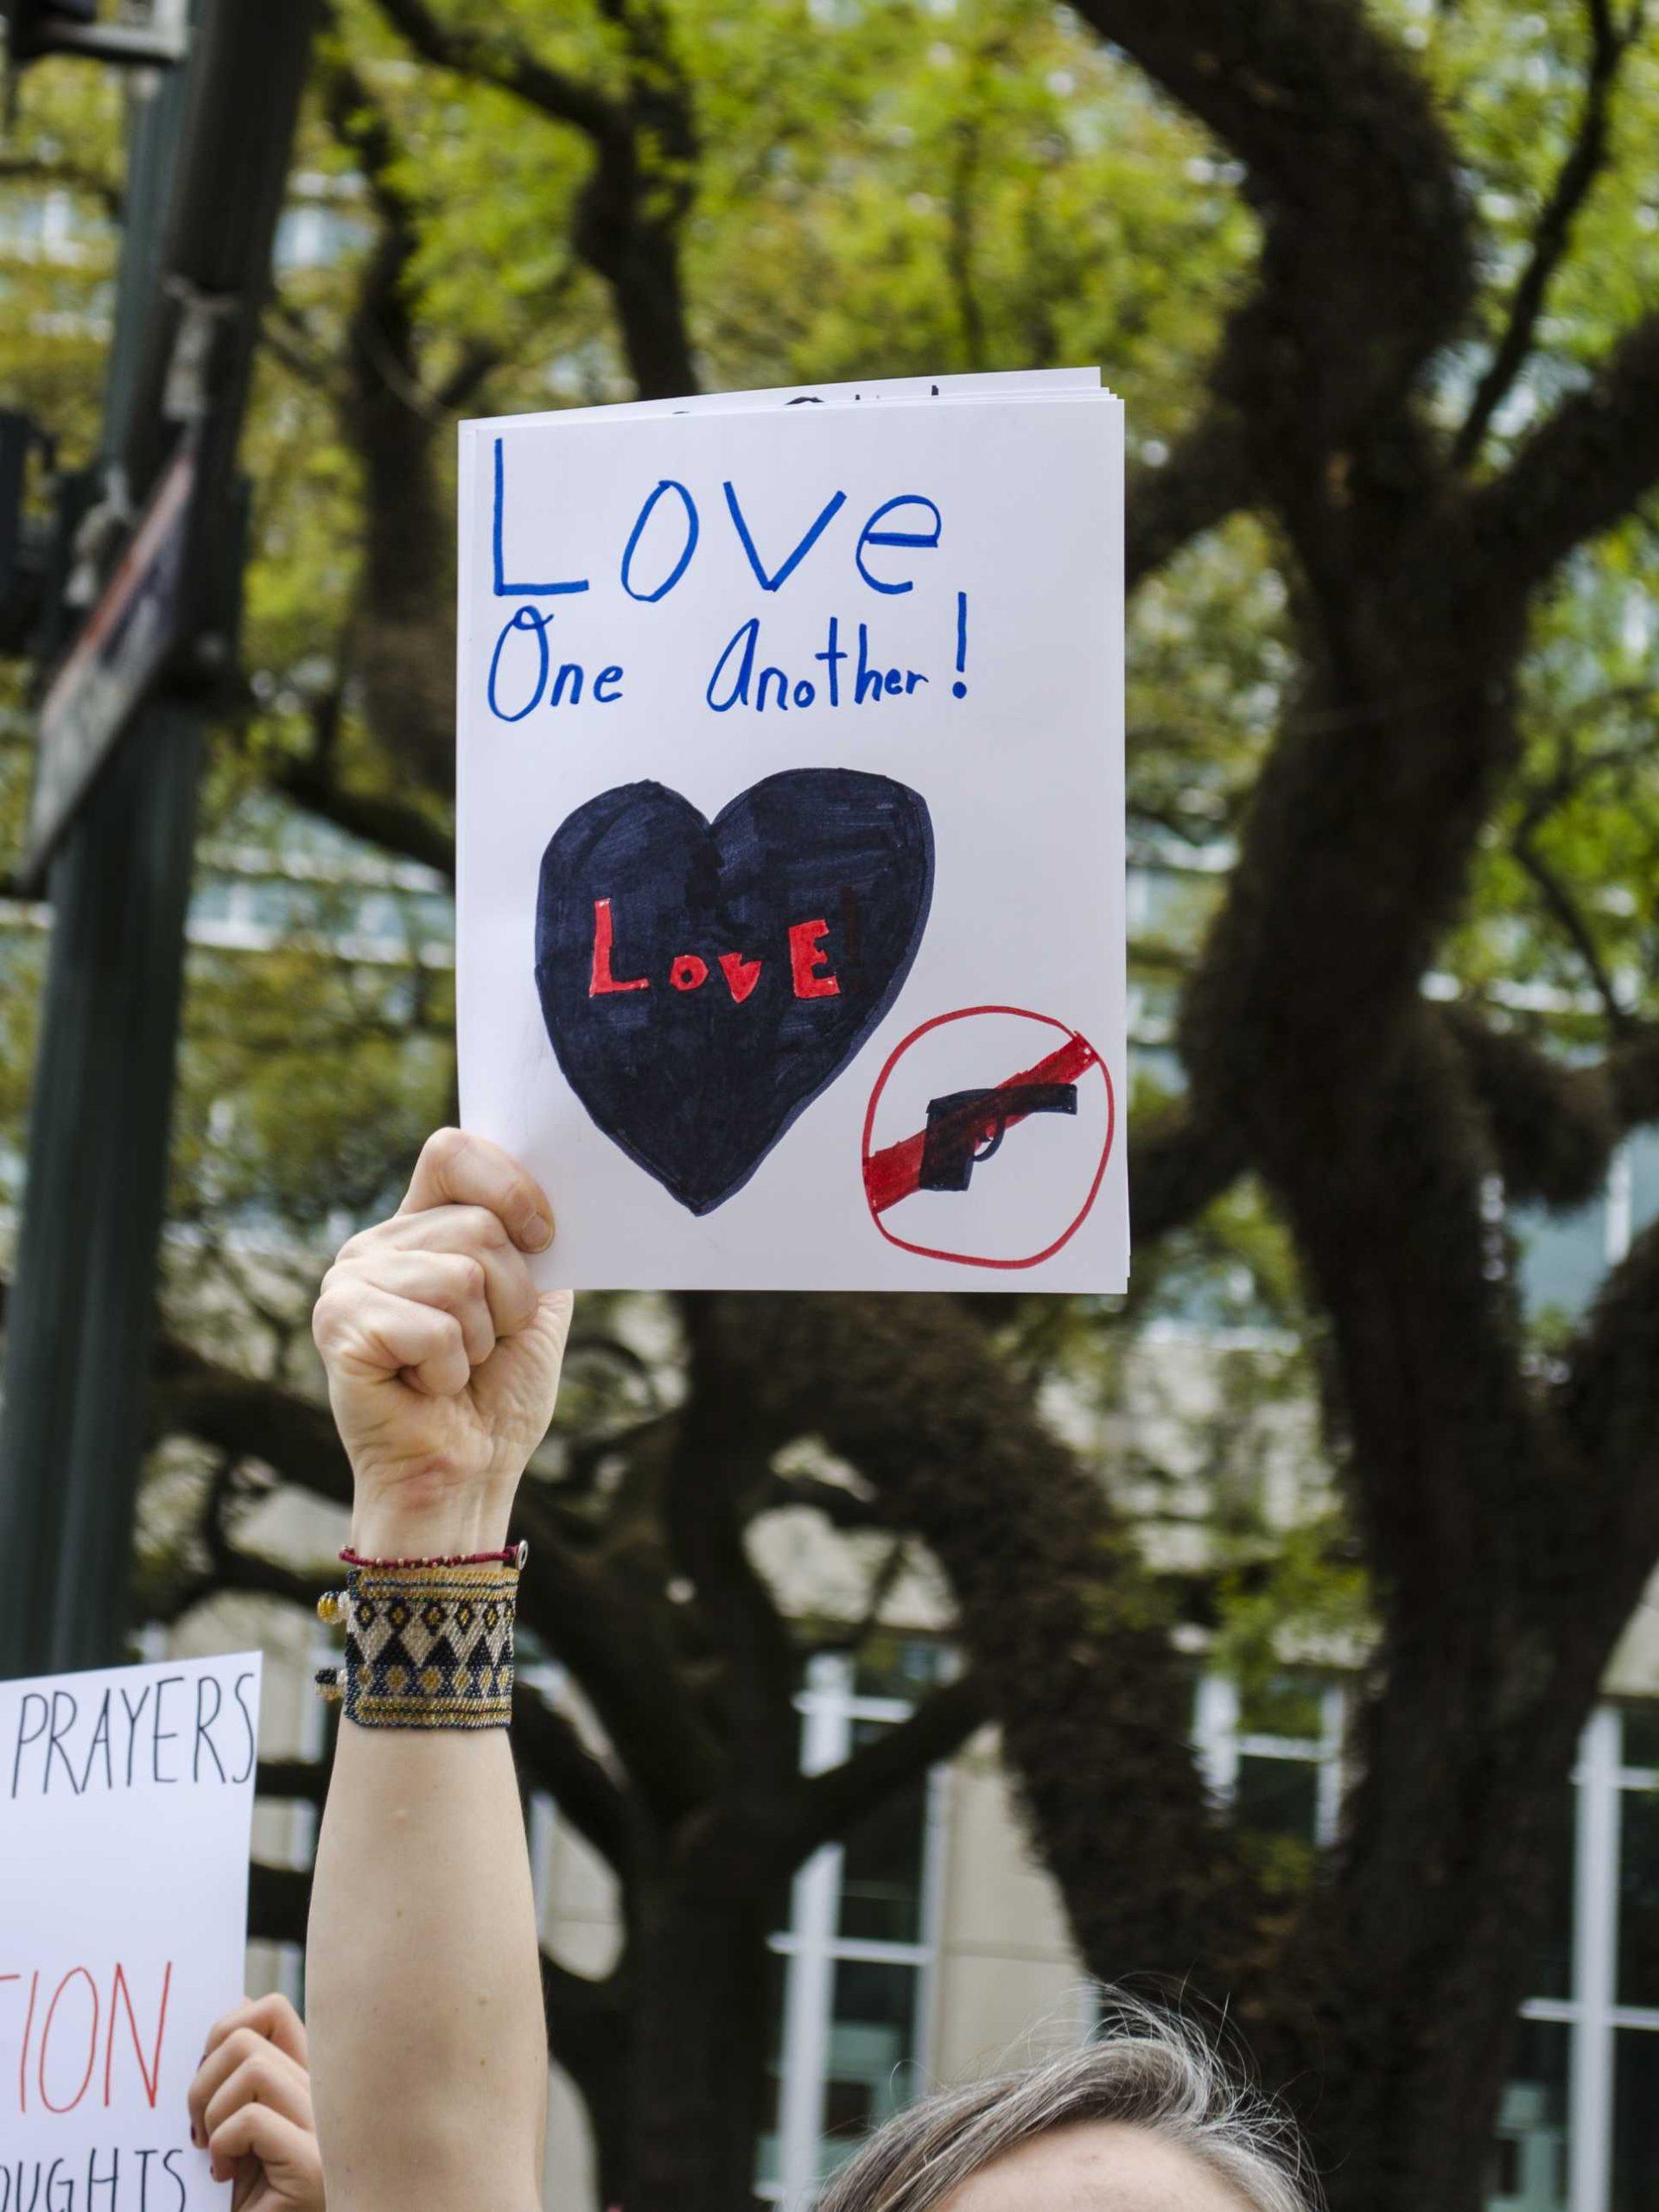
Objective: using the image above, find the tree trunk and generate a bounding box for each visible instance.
[623,1840,776,2212]
[1266,1636,1595,2212]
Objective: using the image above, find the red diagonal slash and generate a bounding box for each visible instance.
[863,1031,1099,1213]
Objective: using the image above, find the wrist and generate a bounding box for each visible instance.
[348,1486,515,1561]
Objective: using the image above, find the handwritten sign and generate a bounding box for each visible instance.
[457,369,1127,1291]
[1,1653,262,2208]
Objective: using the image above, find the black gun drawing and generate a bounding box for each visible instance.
[918,1083,1078,1193]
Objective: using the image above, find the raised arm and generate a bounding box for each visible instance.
[305,1129,571,2212]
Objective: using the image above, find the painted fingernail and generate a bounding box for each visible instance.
[518,1211,551,1252]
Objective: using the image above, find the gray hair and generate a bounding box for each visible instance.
[817,1993,1316,2212]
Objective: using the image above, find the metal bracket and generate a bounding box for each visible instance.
[62,461,134,610]
[162,276,239,423]
[27,14,187,67]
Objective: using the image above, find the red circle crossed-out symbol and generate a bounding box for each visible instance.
[861,1003,1115,1269]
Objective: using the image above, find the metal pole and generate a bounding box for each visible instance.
[0,59,190,1676]
[41,705,203,1672]
[0,0,320,1677]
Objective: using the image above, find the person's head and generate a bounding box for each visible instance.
[817,1995,1314,2212]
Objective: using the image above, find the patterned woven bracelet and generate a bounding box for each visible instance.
[314,1548,524,1731]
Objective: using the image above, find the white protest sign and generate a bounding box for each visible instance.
[457,372,1126,1291]
[1,1653,263,2210]
[490,363,1100,428]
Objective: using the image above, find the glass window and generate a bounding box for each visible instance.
[753,1949,789,2196]
[1128,1043,1185,1095]
[762,1656,944,2206]
[1625,1129,1659,1249]
[1621,1703,1659,1773]
[190,880,234,925]
[1618,1788,1659,2010]
[1490,2018,1569,2212]
[1240,1675,1325,1740]
[249,880,294,930]
[1530,1791,1574,2005]
[837,1739,926,1945]
[1611,2028,1659,2212]
[1234,1753,1319,1840]
[1195,1692,1659,2212]
[820,1961,920,2179]
[1515,1199,1608,1323]
[853,1637,949,1702]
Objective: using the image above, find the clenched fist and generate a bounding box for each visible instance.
[188,1994,324,2212]
[312,1128,572,1556]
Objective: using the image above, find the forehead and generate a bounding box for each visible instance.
[935,2121,1255,2212]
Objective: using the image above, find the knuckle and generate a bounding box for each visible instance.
[472,1206,509,1250]
[311,1287,346,1351]
[425,1125,467,1172]
[241,2052,276,2095]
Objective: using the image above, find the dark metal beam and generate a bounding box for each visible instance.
[0,0,321,1676]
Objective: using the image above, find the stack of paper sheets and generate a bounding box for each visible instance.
[456,367,1126,1292]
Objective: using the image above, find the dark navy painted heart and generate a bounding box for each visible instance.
[534,768,934,1214]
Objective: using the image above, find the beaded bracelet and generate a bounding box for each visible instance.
[315,1545,524,1731]
[338,1541,528,1570]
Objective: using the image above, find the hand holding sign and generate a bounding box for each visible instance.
[2,1653,261,2212]
[188,1996,322,2211]
[310,1128,572,1555]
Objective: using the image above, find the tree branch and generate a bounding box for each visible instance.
[270,753,455,879]
[151,1335,724,1831]
[1444,1004,1659,1208]
[760,1471,880,1531]
[1473,308,1659,588]
[261,298,348,399]
[369,0,624,144]
[257,1758,328,1805]
[152,1336,353,1507]
[370,0,698,397]
[248,1861,311,1947]
[788,1675,985,1862]
[1127,411,1255,589]
[0,150,121,219]
[1511,827,1630,1031]
[514,1480,728,1828]
[513,1679,632,1872]
[666,1300,800,1782]
[702,1293,1256,1988]
[1128,1102,1249,1243]
[1557,1215,1659,1572]
[1072,0,1471,467]
[1452,0,1644,467]
[1442,1004,1617,1208]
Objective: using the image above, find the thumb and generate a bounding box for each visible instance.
[476,1287,573,1428]
[526,1287,574,1373]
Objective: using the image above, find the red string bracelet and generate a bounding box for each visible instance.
[339,1541,529,1570]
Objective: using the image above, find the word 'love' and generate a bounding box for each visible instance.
[588,899,840,1003]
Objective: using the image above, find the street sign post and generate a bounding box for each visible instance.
[22,436,195,887]
[0,0,321,1679]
